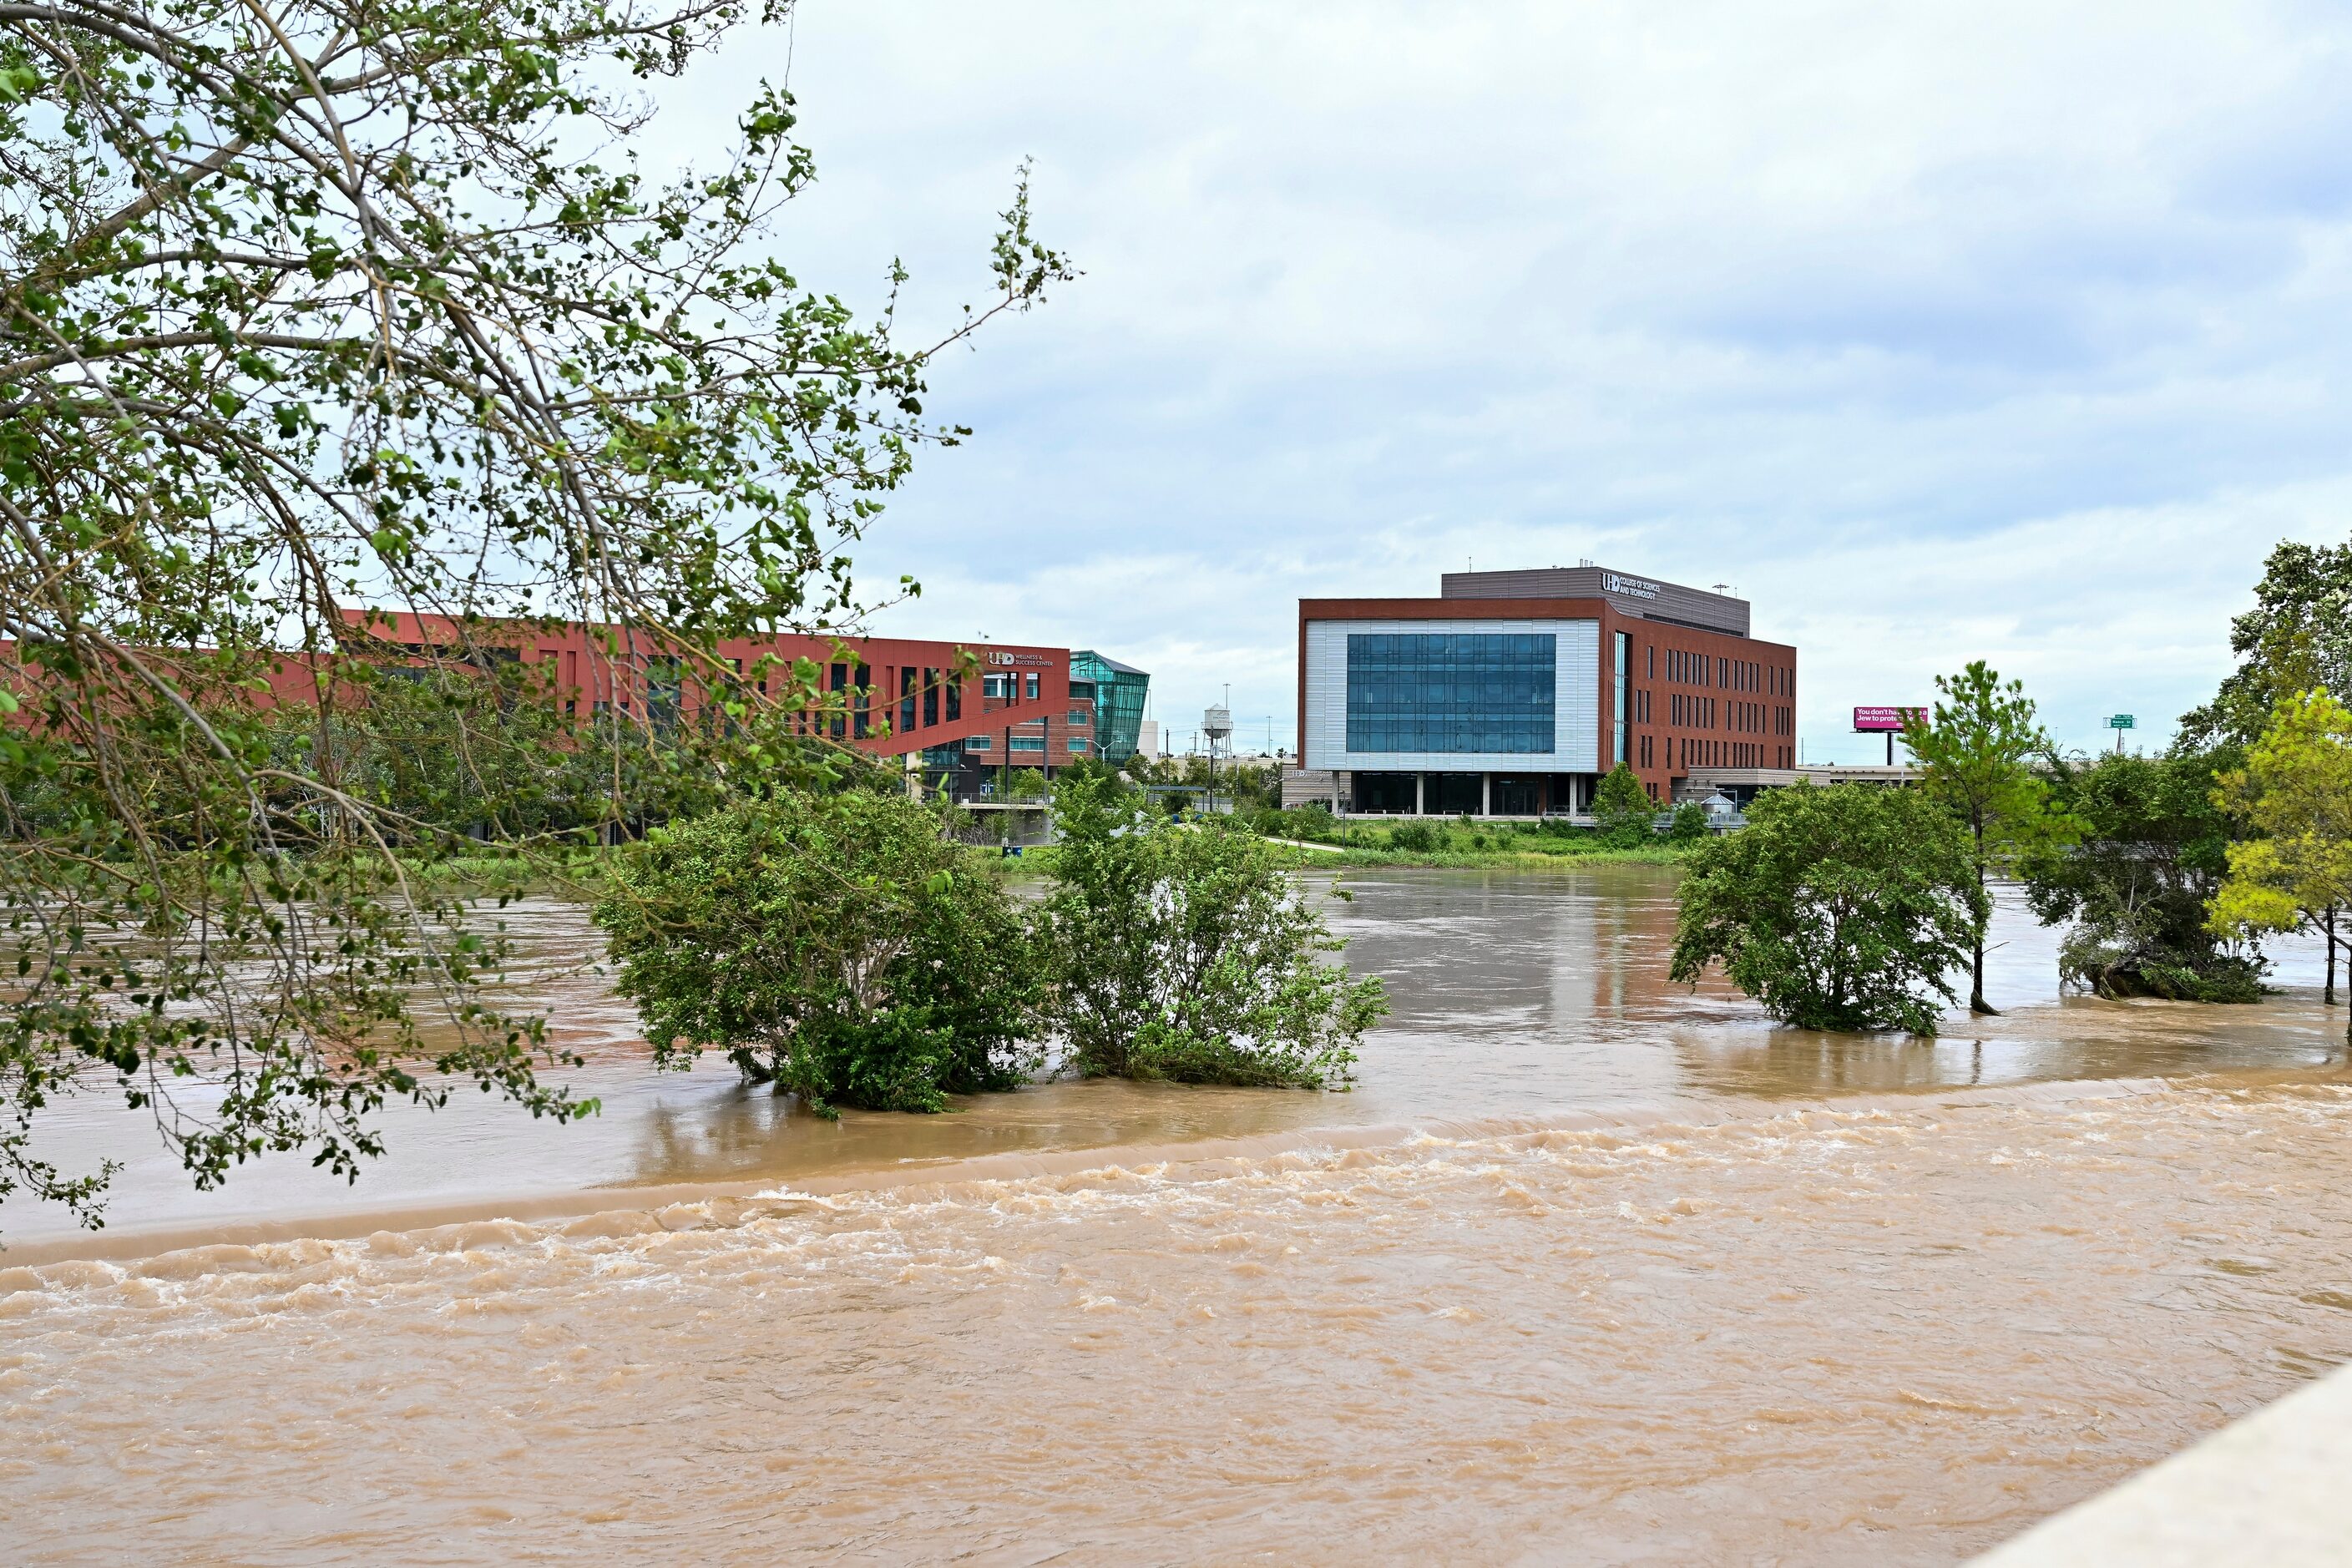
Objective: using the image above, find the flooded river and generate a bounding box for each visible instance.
[4,867,2349,1562]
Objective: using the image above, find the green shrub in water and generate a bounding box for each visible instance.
[594,790,1040,1116]
[1039,774,1387,1088]
[1670,781,1985,1034]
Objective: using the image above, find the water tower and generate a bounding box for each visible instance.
[1202,701,1233,801]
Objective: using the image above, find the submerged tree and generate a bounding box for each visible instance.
[1671,782,1985,1035]
[0,0,1069,1228]
[1039,773,1386,1087]
[1904,663,2076,1014]
[2020,748,2264,1002]
[2209,689,2352,1041]
[596,789,1040,1115]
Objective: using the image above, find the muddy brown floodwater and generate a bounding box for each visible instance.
[3,865,2350,1563]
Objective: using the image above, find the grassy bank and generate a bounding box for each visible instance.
[1241,810,1698,870]
[392,808,1702,894]
[394,848,606,898]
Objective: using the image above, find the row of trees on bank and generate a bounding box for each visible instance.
[1670,539,2352,1041]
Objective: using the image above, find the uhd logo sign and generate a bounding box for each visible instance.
[1603,573,1660,599]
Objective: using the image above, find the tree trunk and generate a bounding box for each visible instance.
[1970,821,1999,1015]
[2325,907,2338,1008]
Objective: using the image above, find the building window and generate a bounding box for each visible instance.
[966,735,993,752]
[983,673,1011,700]
[945,677,961,722]
[1613,631,1630,766]
[923,669,938,728]
[1024,673,1040,700]
[1070,738,1090,753]
[646,657,681,733]
[1009,735,1045,753]
[1068,708,1090,726]
[1345,632,1555,755]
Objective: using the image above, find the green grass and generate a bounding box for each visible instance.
[387,816,1698,893]
[1248,816,1698,869]
[394,847,610,898]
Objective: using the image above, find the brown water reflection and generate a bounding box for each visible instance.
[2,864,2340,1247]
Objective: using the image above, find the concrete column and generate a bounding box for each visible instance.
[1414,772,1424,816]
[1481,772,1492,817]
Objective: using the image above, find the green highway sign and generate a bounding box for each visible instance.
[2107,714,2135,729]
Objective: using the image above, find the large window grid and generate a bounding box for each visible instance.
[1345,633,1555,755]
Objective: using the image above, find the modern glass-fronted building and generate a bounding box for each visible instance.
[1294,567,1798,816]
[1070,650,1150,762]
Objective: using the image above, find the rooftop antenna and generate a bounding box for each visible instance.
[1712,583,1733,595]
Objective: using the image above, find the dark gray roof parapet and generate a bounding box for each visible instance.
[1439,567,1752,638]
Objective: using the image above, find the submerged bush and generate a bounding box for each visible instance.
[1040,774,1387,1087]
[2055,928,2265,1003]
[594,790,1040,1116]
[2022,748,2267,1003]
[1670,781,1985,1034]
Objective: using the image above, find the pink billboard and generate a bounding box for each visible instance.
[1852,706,1925,732]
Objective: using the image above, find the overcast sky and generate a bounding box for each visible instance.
[654,2,2352,761]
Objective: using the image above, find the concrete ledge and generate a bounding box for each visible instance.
[1974,1359,2352,1565]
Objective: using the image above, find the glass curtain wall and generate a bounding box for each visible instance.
[1345,633,1555,754]
[1070,650,1151,761]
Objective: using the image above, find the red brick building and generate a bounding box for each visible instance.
[1293,567,1796,815]
[341,612,1106,794]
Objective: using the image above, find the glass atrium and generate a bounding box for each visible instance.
[1070,650,1151,761]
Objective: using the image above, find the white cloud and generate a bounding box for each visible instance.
[642,1,2352,759]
